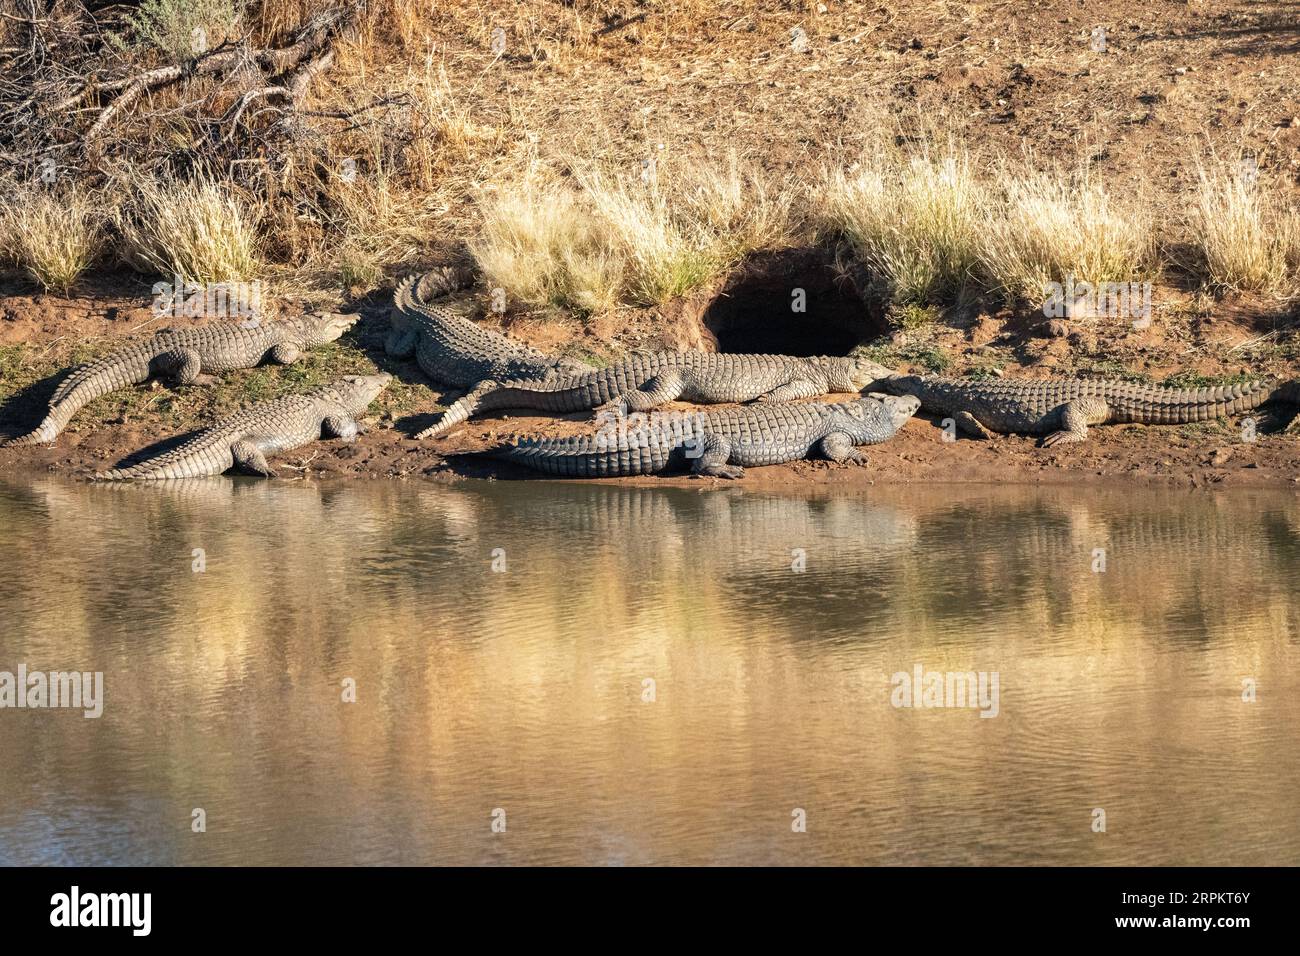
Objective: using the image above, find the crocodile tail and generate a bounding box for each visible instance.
[392,273,422,317]
[94,426,231,480]
[414,265,476,301]
[11,349,155,446]
[500,431,672,478]
[416,381,499,439]
[416,377,594,438]
[3,416,61,446]
[395,266,476,316]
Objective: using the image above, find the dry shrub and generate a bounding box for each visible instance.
[1188,159,1299,296]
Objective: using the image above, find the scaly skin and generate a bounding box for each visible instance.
[418,352,897,438]
[5,312,359,446]
[474,394,920,479]
[95,374,390,480]
[875,375,1300,445]
[386,267,591,389]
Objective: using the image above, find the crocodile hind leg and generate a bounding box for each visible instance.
[1041,398,1111,447]
[686,432,744,479]
[820,431,869,464]
[267,342,302,365]
[385,326,418,358]
[952,410,995,439]
[609,371,686,412]
[323,415,361,442]
[230,439,277,477]
[754,379,824,403]
[152,348,215,386]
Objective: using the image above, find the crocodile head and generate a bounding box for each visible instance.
[295,311,360,346]
[836,355,896,392]
[880,394,921,432]
[324,374,392,414]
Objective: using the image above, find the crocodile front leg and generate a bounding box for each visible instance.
[687,431,744,479]
[231,439,277,477]
[820,431,869,464]
[385,326,418,358]
[953,410,995,439]
[1041,398,1110,447]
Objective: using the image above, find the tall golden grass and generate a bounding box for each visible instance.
[114,176,261,282]
[0,184,103,295]
[814,145,984,305]
[1188,159,1300,296]
[978,160,1154,304]
[1,132,1296,312]
[471,153,796,311]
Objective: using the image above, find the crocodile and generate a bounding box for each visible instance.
[4,312,359,446]
[468,393,920,479]
[95,374,390,480]
[417,352,897,438]
[873,374,1300,445]
[386,266,591,391]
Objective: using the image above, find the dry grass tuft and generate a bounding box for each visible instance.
[472,153,795,311]
[814,144,985,305]
[979,161,1154,305]
[1,184,104,295]
[114,175,261,282]
[471,174,623,314]
[1188,160,1300,296]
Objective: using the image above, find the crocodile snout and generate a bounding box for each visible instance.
[884,394,921,429]
[320,312,361,341]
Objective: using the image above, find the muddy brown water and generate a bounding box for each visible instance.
[0,477,1298,865]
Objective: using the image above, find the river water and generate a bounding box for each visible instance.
[0,477,1297,865]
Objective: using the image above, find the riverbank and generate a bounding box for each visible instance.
[5,386,1300,491]
[3,271,1300,489]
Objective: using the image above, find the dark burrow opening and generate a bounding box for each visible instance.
[701,248,887,356]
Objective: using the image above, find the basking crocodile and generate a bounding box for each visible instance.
[387,267,590,391]
[95,374,390,480]
[874,374,1300,445]
[469,393,920,479]
[418,352,896,438]
[5,312,359,446]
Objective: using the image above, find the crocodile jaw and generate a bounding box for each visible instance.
[882,394,921,431]
[307,312,360,345]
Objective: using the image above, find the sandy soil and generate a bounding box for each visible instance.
[5,377,1299,490]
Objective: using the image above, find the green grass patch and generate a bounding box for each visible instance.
[887,303,941,332]
[852,337,952,374]
[1161,370,1260,389]
[1074,359,1151,383]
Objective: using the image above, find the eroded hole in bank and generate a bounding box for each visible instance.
[701,249,887,356]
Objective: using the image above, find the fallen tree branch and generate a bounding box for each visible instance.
[67,2,360,143]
